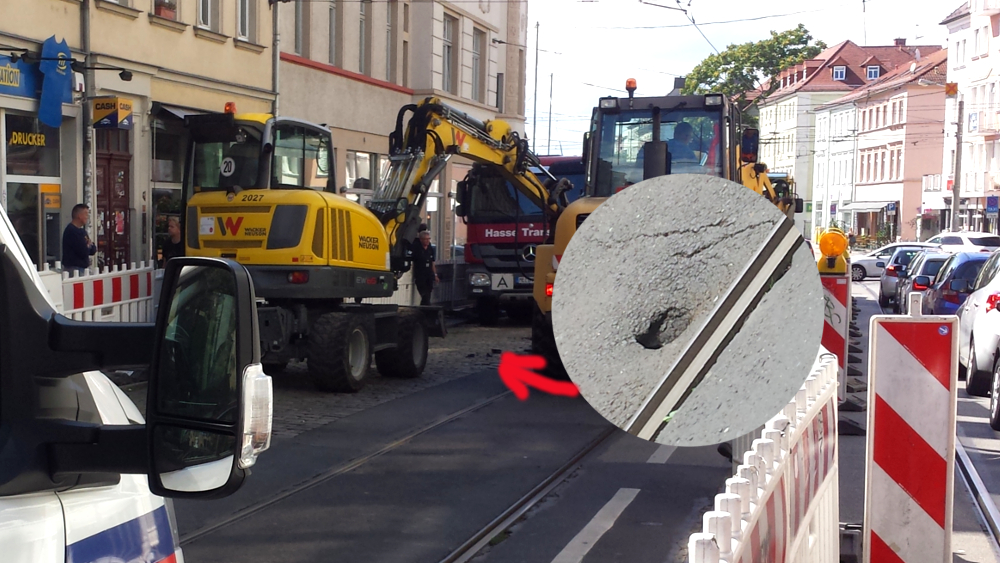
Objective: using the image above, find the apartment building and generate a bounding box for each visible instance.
[934,1,1000,234]
[0,0,275,268]
[814,49,947,242]
[277,0,528,259]
[755,39,940,239]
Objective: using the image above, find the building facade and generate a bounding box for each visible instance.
[1,0,275,269]
[754,40,940,240]
[935,1,1000,234]
[814,49,948,243]
[277,0,528,261]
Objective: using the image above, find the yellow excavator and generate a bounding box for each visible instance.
[181,103,445,393]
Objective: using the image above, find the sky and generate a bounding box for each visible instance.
[522,0,955,156]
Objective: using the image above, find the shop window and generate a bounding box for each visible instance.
[6,114,60,177]
[152,125,184,183]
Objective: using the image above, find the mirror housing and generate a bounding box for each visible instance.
[642,141,669,180]
[950,279,972,293]
[455,178,468,218]
[146,257,271,499]
[876,261,885,268]
[741,128,760,163]
[913,275,931,288]
[581,132,590,168]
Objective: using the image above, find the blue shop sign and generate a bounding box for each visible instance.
[0,53,72,104]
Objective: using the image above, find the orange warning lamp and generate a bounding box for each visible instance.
[626,78,637,98]
[224,102,238,115]
[819,229,848,258]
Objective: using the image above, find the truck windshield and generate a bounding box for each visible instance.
[592,108,723,196]
[467,167,586,222]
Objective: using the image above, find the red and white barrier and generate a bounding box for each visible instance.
[864,298,957,563]
[42,261,157,322]
[820,273,851,403]
[688,350,840,563]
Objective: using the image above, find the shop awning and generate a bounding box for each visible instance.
[152,102,206,120]
[840,201,893,213]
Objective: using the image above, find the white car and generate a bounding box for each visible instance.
[958,249,1000,428]
[849,242,940,282]
[925,231,1000,253]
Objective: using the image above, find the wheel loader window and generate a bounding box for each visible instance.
[591,108,723,197]
[191,126,262,194]
[272,125,333,190]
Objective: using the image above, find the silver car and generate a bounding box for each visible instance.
[879,246,937,308]
[850,242,939,282]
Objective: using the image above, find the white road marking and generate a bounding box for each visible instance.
[646,445,677,464]
[551,488,641,563]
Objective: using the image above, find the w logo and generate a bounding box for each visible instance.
[217,216,244,236]
[454,130,466,148]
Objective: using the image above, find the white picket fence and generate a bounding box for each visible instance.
[689,350,840,563]
[38,261,159,322]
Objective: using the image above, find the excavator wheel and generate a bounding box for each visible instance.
[375,310,429,379]
[308,311,373,392]
[531,303,569,381]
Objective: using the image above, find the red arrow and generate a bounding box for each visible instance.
[498,352,580,401]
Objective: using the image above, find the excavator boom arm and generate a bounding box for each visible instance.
[370,98,568,271]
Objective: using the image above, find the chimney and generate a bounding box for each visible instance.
[894,38,906,47]
[674,76,686,90]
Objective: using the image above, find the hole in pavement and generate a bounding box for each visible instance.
[635,307,690,350]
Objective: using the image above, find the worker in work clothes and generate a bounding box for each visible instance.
[411,230,439,306]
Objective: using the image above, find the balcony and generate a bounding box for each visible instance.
[970,109,1000,136]
[974,0,1000,15]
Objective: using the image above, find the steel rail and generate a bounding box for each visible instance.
[625,216,804,441]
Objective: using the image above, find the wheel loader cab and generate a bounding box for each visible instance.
[585,94,734,198]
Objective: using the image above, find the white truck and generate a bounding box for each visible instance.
[0,204,273,562]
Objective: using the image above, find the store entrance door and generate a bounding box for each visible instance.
[95,130,131,267]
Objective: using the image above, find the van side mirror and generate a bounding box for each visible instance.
[146,258,271,498]
[455,179,468,218]
[950,279,972,293]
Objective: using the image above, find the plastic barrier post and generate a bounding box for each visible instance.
[863,293,956,563]
[820,272,851,403]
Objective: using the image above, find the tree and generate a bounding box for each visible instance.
[682,24,826,113]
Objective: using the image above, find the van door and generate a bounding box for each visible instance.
[0,495,65,563]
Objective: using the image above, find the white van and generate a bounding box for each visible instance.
[0,205,272,562]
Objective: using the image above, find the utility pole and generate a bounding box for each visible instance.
[952,99,964,232]
[81,0,94,219]
[272,1,281,116]
[547,73,553,154]
[532,22,539,152]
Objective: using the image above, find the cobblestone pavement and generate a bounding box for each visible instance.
[121,320,532,441]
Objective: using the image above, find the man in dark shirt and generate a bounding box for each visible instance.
[159,216,184,267]
[667,122,697,162]
[411,230,438,306]
[62,204,96,274]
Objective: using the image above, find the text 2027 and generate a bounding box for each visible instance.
[241,194,264,202]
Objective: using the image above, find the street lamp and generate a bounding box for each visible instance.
[8,50,133,81]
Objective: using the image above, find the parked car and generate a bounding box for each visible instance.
[922,252,991,317]
[893,250,950,314]
[925,231,1000,253]
[878,246,939,308]
[957,250,1000,407]
[849,242,939,282]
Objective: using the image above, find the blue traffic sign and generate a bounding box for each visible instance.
[887,202,896,212]
[988,196,999,214]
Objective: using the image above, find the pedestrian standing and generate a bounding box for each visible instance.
[411,230,438,306]
[159,216,185,267]
[62,204,97,275]
[848,229,857,248]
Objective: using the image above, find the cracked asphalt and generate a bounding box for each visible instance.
[551,175,823,446]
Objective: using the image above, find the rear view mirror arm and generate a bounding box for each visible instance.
[48,422,147,477]
[48,316,156,371]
